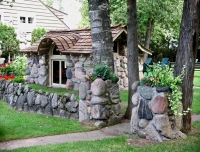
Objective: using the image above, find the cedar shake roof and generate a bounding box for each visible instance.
[19,25,153,55]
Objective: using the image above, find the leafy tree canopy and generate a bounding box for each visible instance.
[0,22,20,57]
[31,27,46,44]
[78,0,183,61]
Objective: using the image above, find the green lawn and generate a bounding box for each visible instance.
[0,71,199,142]
[192,88,200,114]
[194,71,200,86]
[24,83,78,95]
[0,101,93,142]
[2,121,200,152]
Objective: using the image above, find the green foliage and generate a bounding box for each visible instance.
[78,0,90,28]
[10,76,25,83]
[141,64,183,87]
[11,55,26,76]
[26,83,78,96]
[140,63,186,115]
[31,27,46,44]
[78,0,183,60]
[0,23,20,57]
[91,63,116,83]
[109,0,127,25]
[0,56,26,77]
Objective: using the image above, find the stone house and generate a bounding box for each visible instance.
[0,0,69,49]
[19,25,152,90]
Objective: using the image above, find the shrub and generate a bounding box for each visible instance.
[31,27,46,44]
[86,63,117,83]
[10,76,25,83]
[0,23,20,57]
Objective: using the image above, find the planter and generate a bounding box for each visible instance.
[156,86,170,92]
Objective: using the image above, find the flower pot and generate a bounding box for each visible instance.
[156,86,170,92]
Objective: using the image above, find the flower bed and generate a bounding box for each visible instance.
[0,56,26,83]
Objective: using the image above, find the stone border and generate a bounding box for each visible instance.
[0,79,79,119]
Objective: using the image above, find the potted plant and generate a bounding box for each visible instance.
[86,63,118,83]
[140,63,187,115]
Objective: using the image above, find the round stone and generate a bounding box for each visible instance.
[91,78,106,96]
[132,93,139,106]
[66,68,72,79]
[151,95,168,114]
[139,119,149,128]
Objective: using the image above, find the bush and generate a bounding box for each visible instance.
[10,76,25,83]
[87,63,117,83]
[31,27,46,44]
[11,56,26,76]
[0,23,20,57]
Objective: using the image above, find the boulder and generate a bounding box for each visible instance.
[154,115,171,138]
[151,94,168,114]
[91,78,106,96]
[138,99,153,120]
[79,100,90,122]
[79,82,87,100]
[138,86,153,100]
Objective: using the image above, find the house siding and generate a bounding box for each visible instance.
[0,0,69,49]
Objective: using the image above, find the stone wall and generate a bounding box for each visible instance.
[25,53,144,91]
[0,79,79,119]
[114,55,128,90]
[130,84,186,142]
[66,54,93,90]
[26,54,49,85]
[79,78,121,127]
[114,55,144,90]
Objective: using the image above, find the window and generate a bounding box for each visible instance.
[18,13,35,31]
[28,17,34,24]
[20,16,26,23]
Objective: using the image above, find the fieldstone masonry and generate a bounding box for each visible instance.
[79,78,121,127]
[0,79,79,119]
[130,84,187,142]
[24,53,144,91]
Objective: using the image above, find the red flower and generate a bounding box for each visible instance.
[147,78,151,81]
[145,82,148,86]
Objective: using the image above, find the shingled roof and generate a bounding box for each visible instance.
[19,25,152,55]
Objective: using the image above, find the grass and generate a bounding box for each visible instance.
[0,71,199,145]
[24,83,78,96]
[2,121,200,152]
[192,88,200,114]
[194,71,200,86]
[0,101,93,142]
[119,90,129,114]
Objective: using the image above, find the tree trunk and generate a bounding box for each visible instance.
[174,0,200,133]
[88,0,114,71]
[143,18,154,62]
[124,0,139,119]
